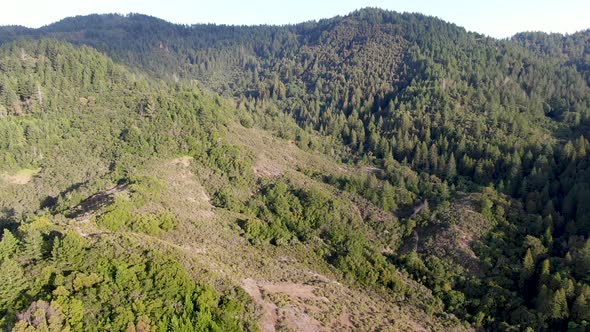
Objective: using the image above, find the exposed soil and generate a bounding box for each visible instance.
[242,279,279,332]
[253,153,284,178]
[242,278,326,332]
[2,168,40,185]
[164,156,213,220]
[363,166,385,177]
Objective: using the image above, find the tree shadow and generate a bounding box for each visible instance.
[0,207,19,235]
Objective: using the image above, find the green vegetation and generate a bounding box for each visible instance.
[0,7,589,331]
[238,178,406,292]
[0,40,259,331]
[0,218,255,331]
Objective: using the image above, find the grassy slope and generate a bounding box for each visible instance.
[57,120,470,331]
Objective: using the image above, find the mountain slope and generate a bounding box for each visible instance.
[0,39,260,331]
[1,8,590,331]
[0,38,470,331]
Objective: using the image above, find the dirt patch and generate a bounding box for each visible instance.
[306,271,334,283]
[160,156,213,220]
[283,308,323,332]
[180,244,208,255]
[253,154,283,178]
[170,156,193,168]
[337,311,354,330]
[260,281,328,303]
[363,166,384,177]
[2,168,40,185]
[243,279,279,332]
[400,195,492,276]
[407,319,429,332]
[242,278,326,332]
[226,124,353,180]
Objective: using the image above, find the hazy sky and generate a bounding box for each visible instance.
[0,0,588,38]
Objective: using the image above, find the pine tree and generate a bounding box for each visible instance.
[539,258,551,285]
[22,230,44,262]
[536,285,552,316]
[521,248,535,286]
[572,288,590,321]
[550,288,568,319]
[574,240,590,281]
[446,152,457,179]
[0,229,19,260]
[0,258,27,307]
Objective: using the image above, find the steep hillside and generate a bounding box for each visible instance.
[0,39,470,331]
[0,39,261,331]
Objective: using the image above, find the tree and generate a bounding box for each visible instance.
[0,258,27,308]
[446,152,457,179]
[550,288,568,319]
[0,229,19,260]
[520,249,535,288]
[572,287,590,321]
[539,259,551,285]
[22,230,44,262]
[574,240,590,282]
[536,285,552,316]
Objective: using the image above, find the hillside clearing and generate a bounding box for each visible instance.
[1,168,40,185]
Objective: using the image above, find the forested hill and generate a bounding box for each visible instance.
[1,7,590,331]
[512,30,590,84]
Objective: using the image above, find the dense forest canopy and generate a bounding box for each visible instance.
[0,7,589,331]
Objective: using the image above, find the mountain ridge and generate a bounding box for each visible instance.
[10,8,586,39]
